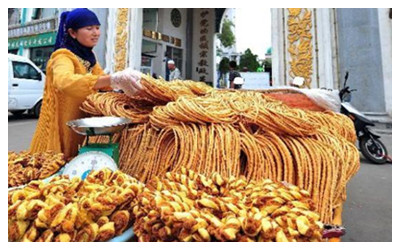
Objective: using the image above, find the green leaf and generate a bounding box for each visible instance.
[217,19,236,48]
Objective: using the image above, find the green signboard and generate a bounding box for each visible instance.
[8,31,57,50]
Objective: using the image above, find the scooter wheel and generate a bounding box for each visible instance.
[359,136,388,164]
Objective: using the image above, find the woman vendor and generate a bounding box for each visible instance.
[29,8,136,159]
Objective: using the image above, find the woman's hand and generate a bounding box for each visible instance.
[110,68,143,97]
[94,75,111,90]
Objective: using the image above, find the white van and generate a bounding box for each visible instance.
[8,53,45,117]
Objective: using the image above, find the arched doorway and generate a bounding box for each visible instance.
[214,8,272,89]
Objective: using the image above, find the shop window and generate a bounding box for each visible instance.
[142,40,158,54]
[35,49,43,57]
[8,8,20,25]
[30,46,53,73]
[12,62,41,80]
[141,56,153,75]
[143,9,158,31]
[32,8,43,20]
[31,8,57,20]
[141,40,158,75]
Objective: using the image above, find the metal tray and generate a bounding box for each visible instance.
[108,229,135,242]
[67,116,131,136]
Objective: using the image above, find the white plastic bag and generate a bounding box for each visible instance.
[299,88,341,112]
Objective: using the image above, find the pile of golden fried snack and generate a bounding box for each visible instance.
[8,169,143,242]
[9,167,324,242]
[133,168,324,242]
[8,151,65,188]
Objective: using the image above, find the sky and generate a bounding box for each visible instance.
[234,8,271,60]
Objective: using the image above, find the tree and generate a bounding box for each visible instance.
[217,19,236,48]
[239,49,260,72]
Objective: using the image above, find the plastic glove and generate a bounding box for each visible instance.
[110,68,143,97]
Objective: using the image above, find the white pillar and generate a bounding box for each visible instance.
[104,8,117,74]
[378,8,392,117]
[309,8,318,89]
[271,8,286,86]
[128,8,143,71]
[315,8,335,89]
[213,33,218,88]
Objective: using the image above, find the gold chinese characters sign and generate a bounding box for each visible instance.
[114,8,129,72]
[142,29,182,47]
[287,8,313,88]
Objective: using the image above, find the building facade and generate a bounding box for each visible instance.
[8,8,108,73]
[102,8,222,86]
[8,8,59,73]
[8,8,391,117]
[271,8,392,117]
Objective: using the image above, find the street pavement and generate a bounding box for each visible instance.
[8,113,38,152]
[342,132,392,242]
[8,113,392,242]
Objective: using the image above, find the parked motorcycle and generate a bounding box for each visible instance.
[339,72,391,164]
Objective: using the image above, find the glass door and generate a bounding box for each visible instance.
[166,46,183,80]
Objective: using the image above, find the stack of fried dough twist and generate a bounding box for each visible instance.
[80,77,213,123]
[81,75,360,224]
[133,168,324,242]
[80,92,154,123]
[8,151,65,188]
[8,169,144,242]
[137,75,213,104]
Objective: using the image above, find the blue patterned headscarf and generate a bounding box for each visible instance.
[54,8,101,68]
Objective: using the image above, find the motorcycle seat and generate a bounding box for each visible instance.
[351,112,375,126]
